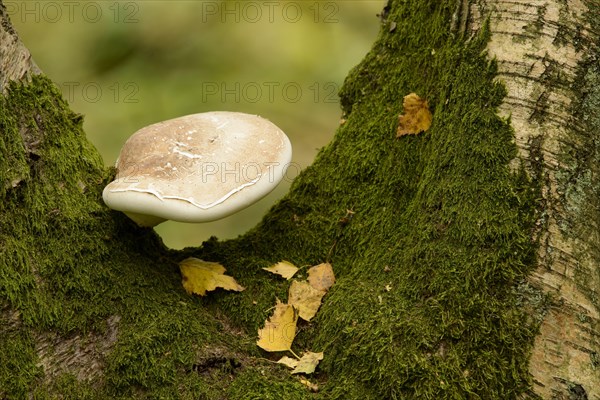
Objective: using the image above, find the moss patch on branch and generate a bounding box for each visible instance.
[201,0,542,398]
[0,77,309,399]
[1,0,542,398]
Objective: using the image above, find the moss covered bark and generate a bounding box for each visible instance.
[1,0,543,398]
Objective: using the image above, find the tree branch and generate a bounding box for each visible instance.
[0,2,39,92]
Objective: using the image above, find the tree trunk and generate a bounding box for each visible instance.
[1,0,599,398]
[473,1,600,398]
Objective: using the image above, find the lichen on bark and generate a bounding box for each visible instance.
[0,0,550,398]
[479,0,600,396]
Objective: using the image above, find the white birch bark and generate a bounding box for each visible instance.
[0,2,38,92]
[469,0,600,397]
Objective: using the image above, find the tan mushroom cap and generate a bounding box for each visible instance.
[102,111,292,227]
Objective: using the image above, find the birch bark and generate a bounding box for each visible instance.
[471,1,600,397]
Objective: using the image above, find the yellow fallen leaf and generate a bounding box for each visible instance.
[291,351,324,375]
[257,301,298,352]
[276,356,299,369]
[277,352,324,375]
[397,92,432,137]
[288,280,326,321]
[262,261,299,280]
[179,257,244,296]
[307,263,335,292]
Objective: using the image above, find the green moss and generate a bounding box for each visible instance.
[31,374,102,400]
[227,369,314,400]
[0,329,41,398]
[1,0,545,398]
[0,77,254,398]
[201,1,541,398]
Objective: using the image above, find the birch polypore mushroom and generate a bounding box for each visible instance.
[102,111,292,227]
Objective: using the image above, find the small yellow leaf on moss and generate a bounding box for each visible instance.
[179,257,244,296]
[263,261,299,280]
[277,352,324,375]
[276,356,299,369]
[257,301,298,352]
[292,351,324,375]
[307,263,335,292]
[288,280,326,321]
[397,93,432,137]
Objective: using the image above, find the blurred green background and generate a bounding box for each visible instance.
[9,0,383,249]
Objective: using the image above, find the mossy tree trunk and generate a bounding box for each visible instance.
[1,0,599,398]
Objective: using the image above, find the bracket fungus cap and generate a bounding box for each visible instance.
[102,111,292,227]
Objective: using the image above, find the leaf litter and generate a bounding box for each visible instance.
[257,262,336,378]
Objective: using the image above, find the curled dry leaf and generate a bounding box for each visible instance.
[179,257,244,296]
[397,92,432,137]
[288,280,327,321]
[256,300,298,352]
[307,263,336,292]
[262,261,299,280]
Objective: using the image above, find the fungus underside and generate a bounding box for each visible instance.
[2,0,580,398]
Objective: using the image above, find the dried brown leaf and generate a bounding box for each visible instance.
[307,263,335,292]
[397,93,432,137]
[288,280,326,321]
